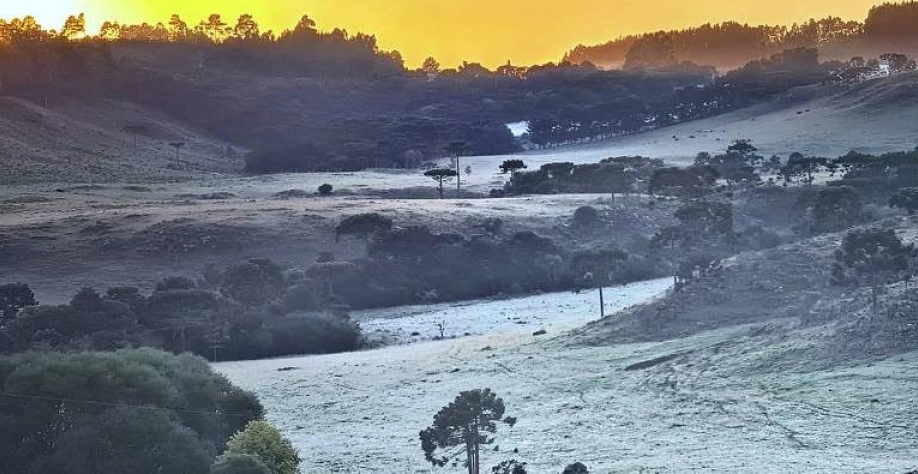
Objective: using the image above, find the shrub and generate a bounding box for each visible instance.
[225,421,300,474]
[572,205,600,227]
[335,213,394,244]
[317,183,334,196]
[221,259,286,307]
[562,463,589,474]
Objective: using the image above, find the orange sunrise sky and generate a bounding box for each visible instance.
[0,1,888,67]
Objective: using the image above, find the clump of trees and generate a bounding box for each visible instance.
[831,228,913,314]
[653,199,735,285]
[0,259,362,360]
[506,157,663,195]
[0,349,264,474]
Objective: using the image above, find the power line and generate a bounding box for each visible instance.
[0,390,258,418]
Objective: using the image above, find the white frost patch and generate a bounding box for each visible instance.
[506,121,530,138]
[354,278,673,344]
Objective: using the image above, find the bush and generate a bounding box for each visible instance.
[225,421,300,474]
[572,205,600,227]
[221,259,286,307]
[562,462,589,474]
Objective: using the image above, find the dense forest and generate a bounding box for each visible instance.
[565,1,918,71]
[2,9,910,172]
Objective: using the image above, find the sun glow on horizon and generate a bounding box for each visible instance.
[0,0,890,68]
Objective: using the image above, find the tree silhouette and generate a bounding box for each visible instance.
[420,389,514,474]
[168,14,189,40]
[233,14,260,40]
[422,57,441,76]
[169,142,186,167]
[202,14,229,43]
[425,168,458,198]
[61,13,85,39]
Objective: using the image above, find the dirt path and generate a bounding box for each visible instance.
[216,282,918,473]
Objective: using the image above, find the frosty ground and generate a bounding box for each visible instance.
[216,279,918,473]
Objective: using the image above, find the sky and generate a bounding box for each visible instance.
[0,1,887,68]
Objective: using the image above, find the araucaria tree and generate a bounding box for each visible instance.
[832,228,913,314]
[425,168,458,198]
[420,389,515,474]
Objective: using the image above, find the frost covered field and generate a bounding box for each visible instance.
[354,279,673,344]
[217,279,918,473]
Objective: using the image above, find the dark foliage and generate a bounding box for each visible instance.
[507,157,663,195]
[0,260,362,361]
[0,349,263,474]
[420,389,510,474]
[0,283,37,319]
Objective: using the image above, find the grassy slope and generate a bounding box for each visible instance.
[0,96,242,185]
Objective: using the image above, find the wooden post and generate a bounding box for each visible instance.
[599,286,605,318]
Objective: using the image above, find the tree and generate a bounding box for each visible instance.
[225,421,300,474]
[425,168,458,199]
[212,453,272,474]
[203,14,229,42]
[61,13,86,39]
[422,57,441,76]
[499,160,527,175]
[890,187,918,215]
[168,14,189,40]
[0,283,37,319]
[234,14,260,40]
[832,228,913,315]
[169,142,186,167]
[335,213,394,246]
[726,139,758,158]
[420,388,513,474]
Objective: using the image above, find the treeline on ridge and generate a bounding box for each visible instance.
[565,1,918,70]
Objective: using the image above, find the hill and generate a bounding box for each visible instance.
[499,71,918,168]
[0,96,241,184]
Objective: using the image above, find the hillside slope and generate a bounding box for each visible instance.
[487,72,918,171]
[0,96,243,185]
